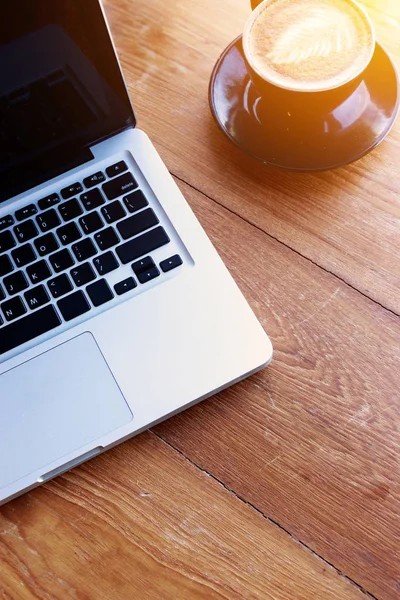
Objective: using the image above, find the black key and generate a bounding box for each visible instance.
[0,214,14,232]
[15,204,37,221]
[59,198,83,222]
[101,200,126,224]
[11,243,36,268]
[57,290,90,322]
[86,279,114,307]
[48,274,73,298]
[123,190,148,214]
[49,249,74,273]
[0,305,61,355]
[137,267,160,284]
[72,238,97,262]
[1,296,27,322]
[36,208,61,232]
[93,251,118,275]
[57,222,82,246]
[83,171,105,188]
[34,233,59,257]
[79,211,104,235]
[116,227,170,264]
[3,271,29,295]
[24,285,50,310]
[80,189,105,211]
[117,208,159,241]
[105,160,128,178]
[114,277,137,296]
[102,172,137,201]
[70,262,96,287]
[0,285,5,301]
[94,227,119,251]
[0,254,14,277]
[61,182,83,199]
[0,230,16,253]
[14,220,38,243]
[26,260,52,284]
[160,254,183,273]
[38,193,60,211]
[131,256,154,276]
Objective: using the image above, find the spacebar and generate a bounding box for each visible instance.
[0,305,62,356]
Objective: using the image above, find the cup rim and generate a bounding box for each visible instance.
[242,0,377,93]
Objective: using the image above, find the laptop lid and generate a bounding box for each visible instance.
[0,0,136,204]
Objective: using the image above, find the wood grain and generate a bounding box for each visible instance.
[0,433,369,600]
[103,0,400,314]
[154,179,400,600]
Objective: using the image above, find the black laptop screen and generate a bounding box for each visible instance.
[0,0,136,203]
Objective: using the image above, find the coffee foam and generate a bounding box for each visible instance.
[244,0,374,91]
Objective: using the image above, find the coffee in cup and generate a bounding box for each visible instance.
[243,0,375,92]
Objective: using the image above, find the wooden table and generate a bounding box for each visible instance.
[1,1,399,598]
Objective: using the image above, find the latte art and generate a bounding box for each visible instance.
[243,0,375,92]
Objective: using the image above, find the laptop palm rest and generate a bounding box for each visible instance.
[0,332,133,490]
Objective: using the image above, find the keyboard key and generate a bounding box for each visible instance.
[105,160,128,178]
[61,182,83,199]
[0,230,16,253]
[14,220,38,243]
[27,260,52,284]
[0,254,14,276]
[11,243,36,268]
[117,208,159,241]
[80,189,105,211]
[57,222,82,246]
[94,227,119,251]
[59,198,83,222]
[132,258,160,284]
[24,285,50,310]
[72,238,97,262]
[34,233,59,257]
[123,190,148,214]
[70,262,96,287]
[0,305,61,355]
[116,226,170,264]
[3,271,29,295]
[38,193,60,211]
[48,274,73,298]
[102,172,137,201]
[0,285,5,301]
[79,211,104,235]
[1,296,27,321]
[101,200,126,224]
[83,171,105,188]
[93,251,118,276]
[49,249,74,273]
[57,290,90,322]
[114,277,137,295]
[15,204,37,221]
[0,214,14,231]
[86,279,114,307]
[160,254,183,273]
[36,208,61,232]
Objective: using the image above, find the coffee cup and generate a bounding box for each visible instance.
[209,0,400,170]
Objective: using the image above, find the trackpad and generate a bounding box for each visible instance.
[0,333,133,489]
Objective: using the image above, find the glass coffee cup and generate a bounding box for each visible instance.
[209,0,400,171]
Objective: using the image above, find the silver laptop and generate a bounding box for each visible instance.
[0,0,272,505]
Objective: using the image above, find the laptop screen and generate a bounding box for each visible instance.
[0,0,136,203]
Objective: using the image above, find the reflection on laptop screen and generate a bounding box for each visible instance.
[0,0,135,202]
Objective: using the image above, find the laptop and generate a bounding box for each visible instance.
[0,0,272,505]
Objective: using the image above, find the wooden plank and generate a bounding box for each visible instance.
[103,0,400,314]
[153,179,400,600]
[0,433,368,600]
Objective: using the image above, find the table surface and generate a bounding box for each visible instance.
[1,1,399,599]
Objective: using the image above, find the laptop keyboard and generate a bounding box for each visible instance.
[0,160,183,357]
